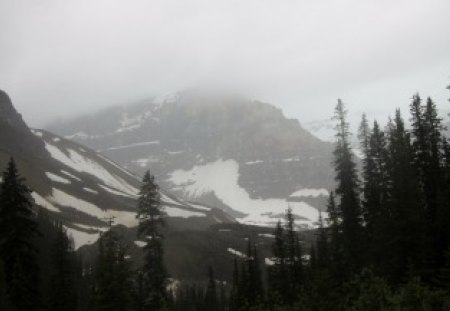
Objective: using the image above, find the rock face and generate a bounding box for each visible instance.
[48,91,335,227]
[0,90,48,159]
[0,90,233,250]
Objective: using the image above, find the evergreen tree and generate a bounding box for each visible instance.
[326,191,344,281]
[0,158,41,311]
[229,259,240,311]
[136,170,168,310]
[316,212,329,270]
[204,266,218,311]
[362,121,391,270]
[410,95,446,276]
[333,100,364,275]
[48,222,77,311]
[285,208,303,303]
[268,220,287,305]
[91,229,131,311]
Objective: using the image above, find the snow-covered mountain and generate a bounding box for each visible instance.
[0,90,233,249]
[48,91,335,228]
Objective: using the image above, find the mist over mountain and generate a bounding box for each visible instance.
[48,90,334,228]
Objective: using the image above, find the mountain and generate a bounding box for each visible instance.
[48,90,335,228]
[0,90,233,250]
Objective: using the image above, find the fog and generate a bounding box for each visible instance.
[0,0,449,127]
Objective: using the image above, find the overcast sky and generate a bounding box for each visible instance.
[1,0,449,127]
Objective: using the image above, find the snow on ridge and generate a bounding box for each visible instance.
[99,184,137,198]
[164,206,205,218]
[83,187,98,194]
[32,192,60,213]
[96,154,137,179]
[290,189,329,198]
[168,159,322,228]
[60,170,82,182]
[49,188,105,219]
[65,226,99,250]
[102,141,160,151]
[46,172,71,184]
[245,160,264,165]
[31,129,43,137]
[45,142,138,195]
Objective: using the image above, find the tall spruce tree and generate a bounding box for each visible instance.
[0,158,41,311]
[384,110,426,283]
[136,170,168,310]
[362,121,391,270]
[333,100,364,275]
[410,95,446,276]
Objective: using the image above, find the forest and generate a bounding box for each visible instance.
[1,91,450,311]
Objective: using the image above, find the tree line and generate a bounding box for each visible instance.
[0,160,169,311]
[167,92,450,310]
[1,88,450,310]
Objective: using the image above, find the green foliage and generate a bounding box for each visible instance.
[91,230,131,311]
[136,170,169,310]
[0,158,42,311]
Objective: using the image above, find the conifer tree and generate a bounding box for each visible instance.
[380,109,425,282]
[326,191,344,281]
[48,222,77,311]
[204,266,218,311]
[91,229,131,311]
[268,220,287,305]
[0,158,41,311]
[136,170,168,310]
[229,259,240,311]
[333,100,364,275]
[362,121,391,270]
[285,208,303,302]
[316,212,329,270]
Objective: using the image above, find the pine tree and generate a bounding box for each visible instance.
[268,220,287,305]
[316,212,329,270]
[229,259,240,311]
[362,121,391,270]
[386,109,425,282]
[285,208,303,303]
[410,95,446,276]
[136,170,168,310]
[204,266,218,311]
[326,191,344,282]
[333,100,364,275]
[48,222,77,311]
[0,158,41,311]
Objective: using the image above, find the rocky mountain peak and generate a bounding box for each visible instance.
[0,90,48,160]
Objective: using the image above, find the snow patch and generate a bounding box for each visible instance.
[134,241,147,248]
[227,248,247,258]
[168,159,322,227]
[46,172,71,184]
[31,192,60,213]
[45,142,138,195]
[103,141,160,151]
[164,207,205,218]
[83,187,98,194]
[65,227,99,250]
[60,170,82,181]
[290,189,329,198]
[31,129,43,137]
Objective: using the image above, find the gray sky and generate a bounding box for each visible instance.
[1,0,449,127]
